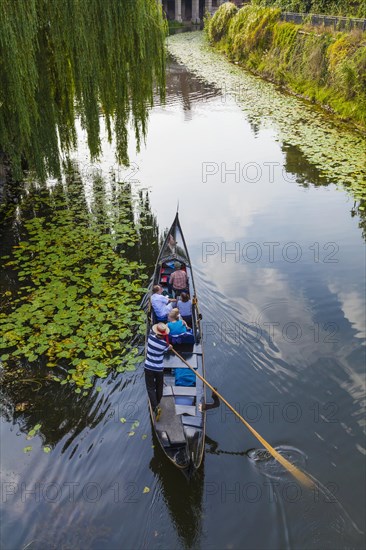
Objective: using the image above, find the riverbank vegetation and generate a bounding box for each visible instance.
[0,0,166,181]
[252,1,366,18]
[205,3,366,130]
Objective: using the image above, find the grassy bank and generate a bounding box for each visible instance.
[252,0,366,18]
[205,3,366,130]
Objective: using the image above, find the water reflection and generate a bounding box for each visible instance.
[149,441,204,548]
[281,142,366,237]
[282,143,331,187]
[155,55,221,117]
[0,162,159,448]
[1,47,365,550]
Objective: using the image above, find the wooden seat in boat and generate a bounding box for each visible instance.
[175,404,196,416]
[156,396,186,446]
[163,385,197,397]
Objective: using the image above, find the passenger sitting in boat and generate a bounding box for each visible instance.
[151,285,176,322]
[169,261,188,296]
[167,308,188,335]
[145,323,172,419]
[177,292,192,328]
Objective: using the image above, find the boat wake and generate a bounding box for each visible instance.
[247,445,363,549]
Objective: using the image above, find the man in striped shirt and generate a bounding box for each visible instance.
[145,322,172,419]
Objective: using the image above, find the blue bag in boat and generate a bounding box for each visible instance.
[170,331,195,345]
[175,368,196,387]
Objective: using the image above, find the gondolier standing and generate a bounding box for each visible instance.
[145,323,172,419]
[169,261,188,296]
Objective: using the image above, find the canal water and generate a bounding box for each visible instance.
[1,39,365,549]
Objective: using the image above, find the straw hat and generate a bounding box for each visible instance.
[152,322,170,335]
[174,261,181,269]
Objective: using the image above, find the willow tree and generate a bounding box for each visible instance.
[0,0,166,180]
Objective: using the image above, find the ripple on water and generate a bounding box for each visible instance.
[247,445,364,549]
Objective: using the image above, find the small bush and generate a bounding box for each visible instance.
[206,2,238,44]
[227,6,281,60]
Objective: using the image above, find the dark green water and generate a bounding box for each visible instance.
[0,54,365,549]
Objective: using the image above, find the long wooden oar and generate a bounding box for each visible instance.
[172,349,314,488]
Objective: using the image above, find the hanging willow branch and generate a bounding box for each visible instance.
[0,0,167,180]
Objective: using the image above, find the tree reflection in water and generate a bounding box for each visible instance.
[0,161,159,446]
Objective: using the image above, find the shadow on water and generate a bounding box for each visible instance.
[149,440,205,549]
[281,142,366,239]
[0,373,104,450]
[282,143,332,187]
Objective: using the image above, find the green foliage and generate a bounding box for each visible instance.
[205,2,238,43]
[168,20,185,29]
[252,0,366,18]
[0,0,167,180]
[0,172,153,389]
[205,4,366,129]
[227,5,281,63]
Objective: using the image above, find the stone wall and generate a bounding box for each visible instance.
[159,0,227,23]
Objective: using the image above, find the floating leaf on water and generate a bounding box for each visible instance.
[15,402,29,412]
[0,162,158,392]
[43,446,51,453]
[143,486,150,494]
[128,431,135,437]
[96,386,102,392]
[23,446,32,453]
[141,434,147,440]
[120,418,127,423]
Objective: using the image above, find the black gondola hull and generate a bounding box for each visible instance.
[145,213,206,474]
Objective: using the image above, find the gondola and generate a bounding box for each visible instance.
[145,213,207,474]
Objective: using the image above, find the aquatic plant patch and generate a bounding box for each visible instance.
[0,181,149,390]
